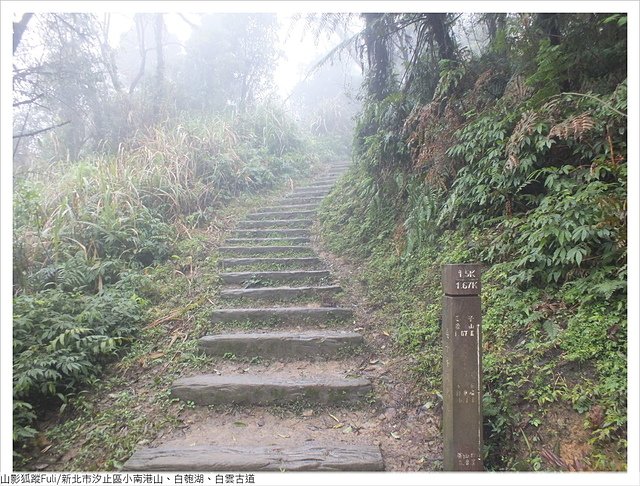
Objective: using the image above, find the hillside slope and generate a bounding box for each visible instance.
[318,13,627,471]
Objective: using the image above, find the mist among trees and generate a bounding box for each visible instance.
[12,13,360,166]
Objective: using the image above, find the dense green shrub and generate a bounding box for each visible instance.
[13,287,146,449]
[14,288,146,396]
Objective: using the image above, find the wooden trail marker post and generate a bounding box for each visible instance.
[442,263,483,471]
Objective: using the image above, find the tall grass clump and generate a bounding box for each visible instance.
[13,107,321,457]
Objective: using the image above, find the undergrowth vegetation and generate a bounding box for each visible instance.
[319,13,626,470]
[12,107,331,462]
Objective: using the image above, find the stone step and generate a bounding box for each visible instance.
[225,237,311,245]
[219,245,312,255]
[219,257,322,269]
[198,330,364,359]
[285,197,325,205]
[256,203,319,213]
[287,190,328,198]
[299,184,333,190]
[295,183,333,189]
[287,192,329,199]
[171,372,372,406]
[313,178,339,184]
[219,270,330,284]
[310,184,336,190]
[231,229,311,238]
[210,306,353,325]
[123,444,384,471]
[245,210,316,220]
[289,189,330,197]
[220,284,342,301]
[237,219,313,229]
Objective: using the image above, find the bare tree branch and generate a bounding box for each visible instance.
[13,93,44,107]
[13,120,70,139]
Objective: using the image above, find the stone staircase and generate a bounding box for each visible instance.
[123,162,385,472]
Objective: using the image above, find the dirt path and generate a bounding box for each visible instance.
[311,229,443,471]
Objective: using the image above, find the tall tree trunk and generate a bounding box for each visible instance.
[129,14,147,95]
[537,13,562,46]
[484,13,507,45]
[362,13,392,101]
[100,14,122,92]
[426,13,456,60]
[153,13,165,120]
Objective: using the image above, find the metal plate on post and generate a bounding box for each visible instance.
[443,263,481,296]
[442,264,483,471]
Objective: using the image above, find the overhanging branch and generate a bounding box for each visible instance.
[13,93,44,107]
[13,120,70,139]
